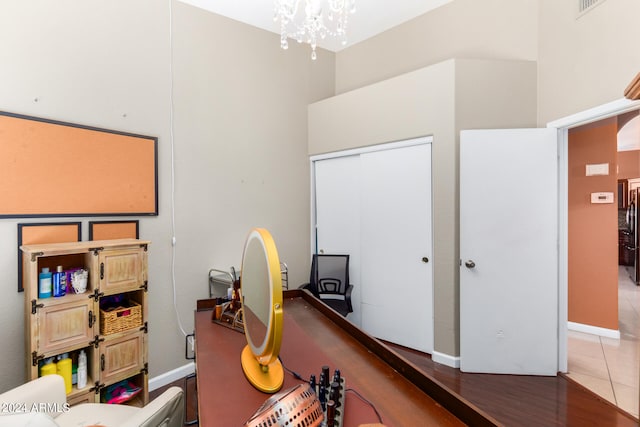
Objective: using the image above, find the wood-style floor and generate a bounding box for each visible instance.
[152,347,638,427]
[385,342,638,427]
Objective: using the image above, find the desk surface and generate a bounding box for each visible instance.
[195,291,496,426]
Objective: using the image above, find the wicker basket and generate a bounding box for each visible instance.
[100,301,142,335]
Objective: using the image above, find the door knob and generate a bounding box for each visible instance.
[421,257,429,263]
[465,260,476,269]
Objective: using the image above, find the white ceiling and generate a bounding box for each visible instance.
[177,0,452,52]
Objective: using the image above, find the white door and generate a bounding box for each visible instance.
[313,139,433,353]
[360,144,433,353]
[460,129,558,375]
[314,154,361,255]
[314,155,363,325]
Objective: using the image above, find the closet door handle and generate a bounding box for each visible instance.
[88,310,94,328]
[101,354,105,371]
[465,260,476,269]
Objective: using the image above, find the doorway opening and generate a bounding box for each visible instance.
[562,108,640,418]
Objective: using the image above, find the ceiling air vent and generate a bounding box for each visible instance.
[578,0,606,16]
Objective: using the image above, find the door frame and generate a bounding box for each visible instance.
[548,97,640,372]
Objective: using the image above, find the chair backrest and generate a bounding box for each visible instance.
[310,254,350,296]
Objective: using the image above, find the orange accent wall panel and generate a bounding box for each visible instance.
[19,223,81,246]
[568,118,619,331]
[89,221,139,240]
[617,150,640,179]
[0,111,157,217]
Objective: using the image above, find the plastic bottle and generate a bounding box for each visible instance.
[56,353,72,394]
[77,350,87,389]
[38,268,52,299]
[39,357,56,377]
[52,265,66,297]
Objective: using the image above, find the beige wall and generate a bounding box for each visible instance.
[0,0,333,391]
[310,61,457,354]
[337,0,640,127]
[335,0,539,94]
[538,0,640,125]
[329,0,540,358]
[328,0,640,357]
[309,58,537,357]
[1,0,637,390]
[0,0,169,391]
[455,59,538,130]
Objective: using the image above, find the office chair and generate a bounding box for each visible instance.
[301,254,353,317]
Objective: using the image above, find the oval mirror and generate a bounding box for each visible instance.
[240,228,284,393]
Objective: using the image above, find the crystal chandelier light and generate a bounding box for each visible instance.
[274,0,356,60]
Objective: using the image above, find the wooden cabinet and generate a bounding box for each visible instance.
[21,239,150,406]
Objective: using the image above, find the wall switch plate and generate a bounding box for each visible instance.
[586,163,609,176]
[591,192,614,203]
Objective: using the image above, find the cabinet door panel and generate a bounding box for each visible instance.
[38,299,94,355]
[99,331,144,385]
[99,249,144,295]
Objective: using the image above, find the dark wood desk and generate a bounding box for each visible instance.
[195,290,498,426]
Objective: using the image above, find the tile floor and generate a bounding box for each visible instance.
[567,266,639,418]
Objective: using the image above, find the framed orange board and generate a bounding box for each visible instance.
[89,220,139,240]
[17,222,82,292]
[0,111,158,217]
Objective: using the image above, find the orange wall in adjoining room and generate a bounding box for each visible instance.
[568,118,619,331]
[617,150,640,179]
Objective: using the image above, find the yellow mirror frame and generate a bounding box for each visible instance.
[240,228,284,393]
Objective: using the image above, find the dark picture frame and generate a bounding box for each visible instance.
[0,111,158,218]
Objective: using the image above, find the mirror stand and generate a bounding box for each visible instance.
[241,345,284,393]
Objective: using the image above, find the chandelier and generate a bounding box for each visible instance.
[274,0,356,60]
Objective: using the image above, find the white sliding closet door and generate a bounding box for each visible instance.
[313,138,433,353]
[360,143,433,353]
[314,155,363,326]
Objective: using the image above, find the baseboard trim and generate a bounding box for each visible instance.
[149,362,195,392]
[432,351,460,368]
[568,321,620,339]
